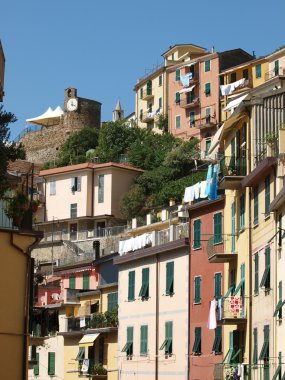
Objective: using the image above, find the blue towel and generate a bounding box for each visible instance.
[209,164,218,201]
[205,164,212,196]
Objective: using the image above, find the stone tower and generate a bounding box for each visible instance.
[112,100,124,122]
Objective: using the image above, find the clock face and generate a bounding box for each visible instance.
[67,98,78,111]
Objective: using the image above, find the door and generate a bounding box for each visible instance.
[70,223,78,241]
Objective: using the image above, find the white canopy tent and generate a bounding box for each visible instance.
[26,106,64,126]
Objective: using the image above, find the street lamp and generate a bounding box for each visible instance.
[51,216,59,276]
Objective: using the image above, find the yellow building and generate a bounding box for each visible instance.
[0,228,42,380]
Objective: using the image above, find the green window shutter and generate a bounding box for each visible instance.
[139,268,149,299]
[140,88,143,99]
[69,275,76,289]
[259,325,269,360]
[34,352,39,376]
[76,347,85,361]
[253,328,258,364]
[159,75,163,86]
[159,97,162,108]
[48,352,55,376]
[165,321,173,354]
[231,202,236,252]
[256,64,262,78]
[140,109,143,120]
[240,194,245,229]
[194,276,201,303]
[273,281,283,318]
[175,115,181,129]
[233,263,245,296]
[253,186,259,225]
[214,212,222,243]
[275,60,280,75]
[260,247,271,290]
[128,271,135,301]
[214,273,222,300]
[127,326,133,356]
[254,253,259,295]
[82,272,90,290]
[193,219,201,249]
[193,327,201,354]
[189,111,195,126]
[166,261,174,295]
[205,83,211,95]
[140,325,148,355]
[98,174,105,203]
[146,80,152,95]
[175,69,180,81]
[108,292,118,311]
[205,60,211,72]
[175,92,180,104]
[212,326,222,353]
[265,176,270,217]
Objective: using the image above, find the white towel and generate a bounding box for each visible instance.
[200,181,208,198]
[194,182,200,199]
[184,186,192,202]
[208,299,217,329]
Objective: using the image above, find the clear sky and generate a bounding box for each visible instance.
[1,0,285,140]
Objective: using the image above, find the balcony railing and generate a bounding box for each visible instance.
[140,111,159,123]
[141,88,154,100]
[79,360,107,378]
[66,310,118,332]
[254,139,279,168]
[217,297,247,325]
[206,236,235,263]
[179,97,200,109]
[195,115,217,129]
[214,363,249,380]
[265,67,285,81]
[220,156,247,177]
[231,78,252,94]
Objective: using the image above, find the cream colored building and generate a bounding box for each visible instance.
[114,217,189,380]
[134,44,206,131]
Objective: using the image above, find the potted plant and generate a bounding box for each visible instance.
[4,191,29,227]
[30,199,40,213]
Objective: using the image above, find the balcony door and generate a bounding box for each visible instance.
[70,223,78,241]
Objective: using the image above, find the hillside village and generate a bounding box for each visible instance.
[1,41,285,380]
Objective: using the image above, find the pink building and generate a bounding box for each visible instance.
[168,49,253,156]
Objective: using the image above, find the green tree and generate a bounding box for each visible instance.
[156,114,168,134]
[0,106,26,195]
[120,184,146,220]
[57,127,99,166]
[136,166,177,195]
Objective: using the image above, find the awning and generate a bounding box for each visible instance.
[179,84,195,94]
[79,333,100,347]
[223,94,248,112]
[26,106,64,127]
[207,125,224,156]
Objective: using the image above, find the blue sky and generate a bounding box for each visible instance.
[1,0,285,140]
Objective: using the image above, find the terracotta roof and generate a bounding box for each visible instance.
[8,160,43,175]
[40,162,144,176]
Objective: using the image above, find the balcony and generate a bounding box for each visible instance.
[195,115,217,130]
[65,310,118,333]
[141,88,154,101]
[179,96,200,109]
[217,297,247,325]
[140,111,156,123]
[219,156,247,190]
[207,236,237,263]
[230,79,252,96]
[78,360,107,378]
[265,67,285,81]
[214,363,249,380]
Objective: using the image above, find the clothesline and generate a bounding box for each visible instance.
[119,233,152,256]
[220,78,246,96]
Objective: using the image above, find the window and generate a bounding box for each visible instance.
[220,75,225,85]
[34,352,39,376]
[71,176,81,192]
[140,325,148,356]
[255,64,262,79]
[159,75,163,86]
[140,109,143,121]
[76,347,85,361]
[160,321,173,355]
[253,328,258,365]
[192,327,201,355]
[48,352,55,376]
[205,60,211,72]
[243,69,249,80]
[98,174,104,203]
[107,292,118,311]
[70,203,77,218]
[274,60,280,76]
[175,69,180,81]
[193,219,201,249]
[205,82,211,96]
[224,269,236,298]
[254,253,259,295]
[175,92,180,104]
[205,107,211,123]
[212,326,222,354]
[260,246,270,290]
[231,201,236,252]
[139,268,149,299]
[166,261,174,295]
[69,275,76,289]
[240,194,245,230]
[140,88,143,99]
[214,273,222,300]
[230,72,237,83]
[214,212,222,244]
[265,176,270,217]
[82,272,90,290]
[175,115,181,129]
[122,327,133,357]
[189,111,195,126]
[259,325,269,361]
[146,80,152,96]
[128,271,135,301]
[278,213,283,247]
[50,180,56,196]
[194,276,201,304]
[253,186,259,225]
[233,263,245,296]
[159,97,162,108]
[148,103,152,113]
[273,281,284,318]
[225,331,240,364]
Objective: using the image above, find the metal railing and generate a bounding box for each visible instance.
[265,67,285,81]
[141,88,153,99]
[206,235,226,259]
[232,78,252,93]
[179,96,200,108]
[195,115,217,128]
[218,296,248,321]
[214,363,249,380]
[173,222,189,239]
[138,63,164,82]
[157,228,170,245]
[219,156,247,177]
[254,139,279,167]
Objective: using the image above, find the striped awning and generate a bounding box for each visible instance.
[79,333,100,347]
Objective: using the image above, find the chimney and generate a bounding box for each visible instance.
[93,240,100,261]
[212,46,215,53]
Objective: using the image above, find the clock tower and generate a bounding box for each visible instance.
[64,87,78,112]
